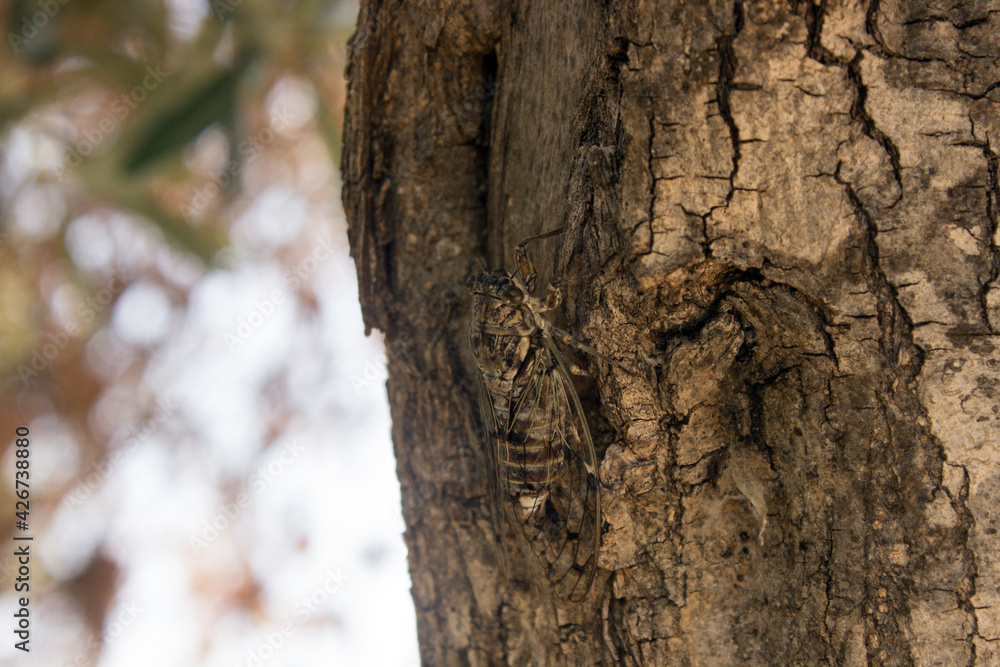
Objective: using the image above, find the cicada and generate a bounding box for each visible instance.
[466,229,601,602]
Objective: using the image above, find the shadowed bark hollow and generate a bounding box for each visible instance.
[342,1,1000,664]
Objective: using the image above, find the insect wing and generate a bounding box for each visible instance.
[497,336,600,602]
[475,371,510,577]
[535,336,601,601]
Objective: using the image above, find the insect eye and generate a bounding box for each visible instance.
[502,284,523,304]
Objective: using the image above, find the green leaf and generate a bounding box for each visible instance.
[121,49,257,174]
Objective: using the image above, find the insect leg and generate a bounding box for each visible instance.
[532,265,605,312]
[549,265,604,292]
[544,323,646,378]
[515,228,565,293]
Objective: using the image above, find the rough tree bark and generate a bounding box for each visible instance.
[342,1,1000,664]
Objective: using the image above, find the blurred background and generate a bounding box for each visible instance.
[0,0,419,664]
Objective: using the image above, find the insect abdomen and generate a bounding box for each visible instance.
[499,437,566,486]
[493,372,570,492]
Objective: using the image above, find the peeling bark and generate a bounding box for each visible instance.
[342,1,1000,664]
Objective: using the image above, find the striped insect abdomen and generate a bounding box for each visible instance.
[492,367,569,495]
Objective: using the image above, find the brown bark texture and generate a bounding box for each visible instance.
[341,1,1000,665]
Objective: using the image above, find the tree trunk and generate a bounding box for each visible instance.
[341,1,1000,664]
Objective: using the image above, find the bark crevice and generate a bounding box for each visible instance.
[716,0,745,207]
[846,54,903,208]
[981,144,1000,333]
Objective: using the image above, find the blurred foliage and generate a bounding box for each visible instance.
[0,0,356,658]
[1,0,350,262]
[0,0,352,378]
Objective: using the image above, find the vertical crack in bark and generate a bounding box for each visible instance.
[846,54,903,206]
[822,513,836,658]
[860,400,918,667]
[839,182,915,374]
[947,463,980,667]
[982,145,1000,333]
[837,49,929,661]
[645,110,657,253]
[716,0,745,205]
[839,177,922,665]
[841,48,913,373]
[864,0,889,54]
[804,0,843,66]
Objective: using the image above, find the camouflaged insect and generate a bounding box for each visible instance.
[466,229,600,602]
